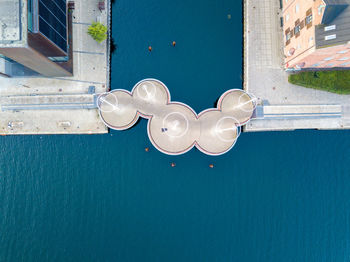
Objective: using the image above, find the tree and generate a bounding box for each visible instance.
[87,22,108,43]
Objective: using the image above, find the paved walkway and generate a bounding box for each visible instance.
[98,79,256,156]
[0,93,96,110]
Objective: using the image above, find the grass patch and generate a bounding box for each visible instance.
[288,70,350,94]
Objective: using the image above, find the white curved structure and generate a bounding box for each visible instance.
[98,79,257,156]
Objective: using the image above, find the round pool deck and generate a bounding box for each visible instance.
[98,79,256,156]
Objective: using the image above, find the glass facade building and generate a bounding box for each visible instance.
[38,0,67,53]
[28,0,68,53]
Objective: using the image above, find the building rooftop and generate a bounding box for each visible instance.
[0,0,26,46]
[323,0,349,6]
[316,0,350,48]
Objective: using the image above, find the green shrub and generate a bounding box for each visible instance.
[288,70,350,94]
[87,22,108,43]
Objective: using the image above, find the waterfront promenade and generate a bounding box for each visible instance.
[98,79,256,156]
[0,0,110,134]
[244,0,350,131]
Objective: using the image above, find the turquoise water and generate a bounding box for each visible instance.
[1,0,350,261]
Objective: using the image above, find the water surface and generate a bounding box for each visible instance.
[0,0,350,261]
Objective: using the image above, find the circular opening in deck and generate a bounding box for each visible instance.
[162,112,189,138]
[97,92,119,113]
[236,92,257,113]
[215,117,240,142]
[136,81,157,102]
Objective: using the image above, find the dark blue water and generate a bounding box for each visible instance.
[1,0,350,261]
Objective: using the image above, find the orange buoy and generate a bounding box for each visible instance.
[209,164,214,168]
[171,162,176,167]
[145,147,149,152]
[148,46,152,52]
[172,41,176,47]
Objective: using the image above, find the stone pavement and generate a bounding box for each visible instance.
[244,0,350,132]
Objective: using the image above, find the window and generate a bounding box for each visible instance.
[324,25,336,31]
[48,56,69,62]
[326,63,335,67]
[340,62,350,66]
[312,63,321,67]
[325,34,336,40]
[285,14,290,22]
[324,57,334,61]
[295,4,300,13]
[338,57,349,61]
[309,37,314,47]
[287,48,295,56]
[286,32,292,41]
[28,0,33,32]
[306,8,312,28]
[306,15,313,25]
[337,50,348,54]
[296,62,305,68]
[294,25,301,34]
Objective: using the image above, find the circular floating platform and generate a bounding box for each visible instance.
[133,80,169,104]
[148,103,199,155]
[98,92,118,113]
[98,90,138,130]
[216,116,241,142]
[162,112,189,138]
[219,89,256,125]
[197,110,240,155]
[132,79,170,116]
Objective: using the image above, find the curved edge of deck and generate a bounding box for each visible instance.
[98,78,256,156]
